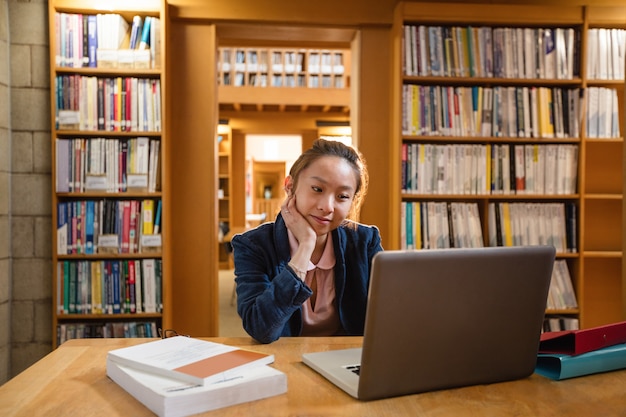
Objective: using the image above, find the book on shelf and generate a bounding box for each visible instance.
[402,24,579,79]
[107,359,287,417]
[401,201,483,250]
[546,259,577,310]
[57,199,161,255]
[56,259,162,315]
[107,336,275,386]
[57,321,158,345]
[535,343,626,381]
[487,202,576,253]
[55,76,162,132]
[543,316,579,332]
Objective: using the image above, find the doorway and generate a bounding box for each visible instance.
[245,134,302,224]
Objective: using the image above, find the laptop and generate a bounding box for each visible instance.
[302,245,556,401]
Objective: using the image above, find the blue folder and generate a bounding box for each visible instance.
[535,343,626,380]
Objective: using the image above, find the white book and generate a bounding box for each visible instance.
[597,87,608,138]
[467,203,484,248]
[501,144,511,195]
[543,28,556,79]
[142,258,157,313]
[418,25,430,76]
[403,25,411,75]
[544,144,557,195]
[611,88,620,138]
[587,29,599,79]
[107,360,287,417]
[462,145,473,194]
[108,336,275,387]
[523,28,534,79]
[555,28,567,79]
[598,28,609,79]
[565,28,575,80]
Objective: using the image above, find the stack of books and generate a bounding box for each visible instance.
[535,321,626,380]
[106,336,287,417]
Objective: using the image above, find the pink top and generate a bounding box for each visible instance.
[288,231,341,336]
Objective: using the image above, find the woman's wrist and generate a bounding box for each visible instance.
[288,262,307,281]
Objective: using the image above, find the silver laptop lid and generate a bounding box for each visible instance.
[357,245,555,400]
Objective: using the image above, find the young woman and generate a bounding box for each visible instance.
[231,139,383,343]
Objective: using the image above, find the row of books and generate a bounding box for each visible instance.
[219,48,345,76]
[55,75,162,132]
[401,143,578,196]
[586,28,626,80]
[586,87,621,139]
[56,258,162,315]
[228,72,345,89]
[402,25,578,79]
[56,199,162,255]
[402,85,582,139]
[54,13,161,69]
[488,202,576,253]
[546,259,578,310]
[56,137,161,193]
[57,320,159,345]
[400,202,484,250]
[542,316,579,332]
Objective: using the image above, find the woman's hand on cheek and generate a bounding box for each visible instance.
[281,196,316,245]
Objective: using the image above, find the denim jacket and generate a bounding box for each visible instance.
[231,214,383,343]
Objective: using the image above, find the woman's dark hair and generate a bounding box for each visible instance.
[288,138,369,222]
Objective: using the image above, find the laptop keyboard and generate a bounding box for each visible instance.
[344,364,361,375]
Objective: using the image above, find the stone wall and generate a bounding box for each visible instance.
[3,0,52,383]
[0,0,11,384]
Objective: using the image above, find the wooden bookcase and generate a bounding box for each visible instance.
[391,2,625,330]
[48,0,168,347]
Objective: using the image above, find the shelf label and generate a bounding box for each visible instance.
[57,224,68,255]
[141,234,162,248]
[58,110,80,129]
[98,234,118,248]
[85,175,107,191]
[127,174,148,189]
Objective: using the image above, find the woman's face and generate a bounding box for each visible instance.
[291,155,358,236]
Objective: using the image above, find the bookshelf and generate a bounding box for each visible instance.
[218,47,349,89]
[391,2,625,330]
[48,0,168,347]
[217,46,351,113]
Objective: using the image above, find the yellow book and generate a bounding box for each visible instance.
[538,87,555,138]
[142,199,154,235]
[502,202,513,246]
[411,85,419,135]
[92,261,103,314]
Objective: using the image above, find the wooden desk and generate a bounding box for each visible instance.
[1,337,625,416]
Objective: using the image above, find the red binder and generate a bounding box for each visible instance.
[539,321,626,355]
